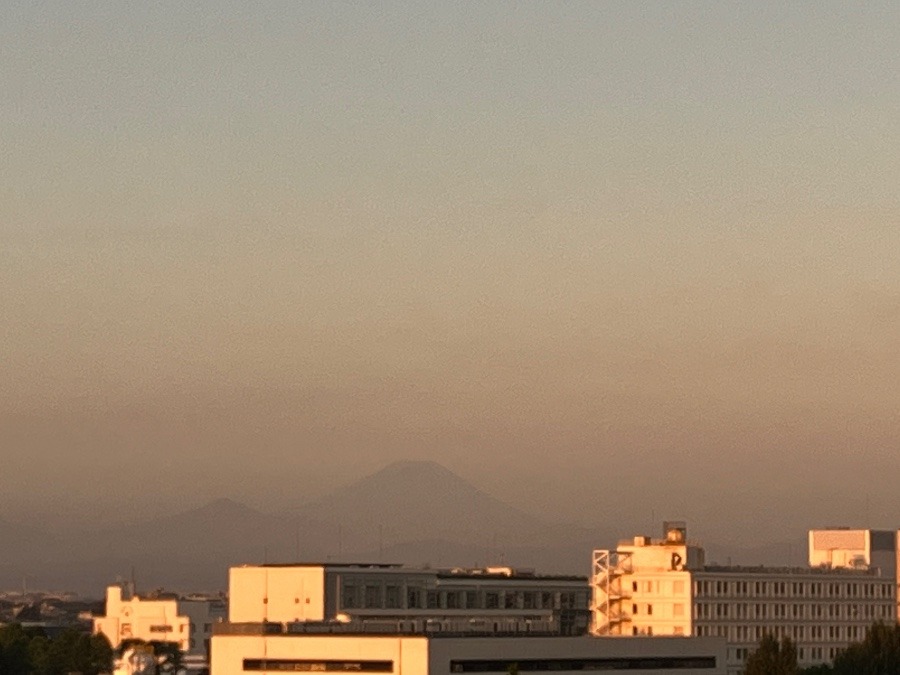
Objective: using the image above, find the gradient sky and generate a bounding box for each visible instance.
[2,2,899,545]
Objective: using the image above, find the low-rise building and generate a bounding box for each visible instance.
[93,584,226,673]
[211,622,727,675]
[230,563,590,636]
[592,523,897,675]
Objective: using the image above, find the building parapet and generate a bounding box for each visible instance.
[701,565,887,576]
[214,619,563,638]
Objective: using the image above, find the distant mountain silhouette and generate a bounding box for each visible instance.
[65,496,311,564]
[0,462,618,594]
[282,460,559,554]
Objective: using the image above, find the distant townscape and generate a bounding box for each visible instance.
[3,463,900,675]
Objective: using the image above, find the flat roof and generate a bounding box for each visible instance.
[248,563,404,569]
[215,622,565,638]
[240,564,585,581]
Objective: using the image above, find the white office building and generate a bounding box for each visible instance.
[229,563,591,635]
[211,629,726,675]
[214,562,726,675]
[93,584,226,673]
[592,523,898,675]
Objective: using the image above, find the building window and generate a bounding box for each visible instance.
[385,586,401,609]
[364,585,381,609]
[446,592,461,609]
[342,585,357,609]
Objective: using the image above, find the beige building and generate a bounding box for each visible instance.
[592,523,897,675]
[230,563,591,635]
[211,626,726,675]
[93,584,226,672]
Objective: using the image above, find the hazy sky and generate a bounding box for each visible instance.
[2,2,899,544]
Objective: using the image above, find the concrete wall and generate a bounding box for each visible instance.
[94,586,190,654]
[211,634,428,675]
[211,634,725,675]
[229,566,327,623]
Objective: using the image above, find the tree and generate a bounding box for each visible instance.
[799,665,832,674]
[744,634,799,675]
[830,622,900,674]
[149,640,184,674]
[118,638,183,675]
[0,623,33,675]
[88,632,114,675]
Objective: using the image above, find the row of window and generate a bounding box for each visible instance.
[694,601,894,621]
[629,580,686,595]
[631,603,685,617]
[449,657,716,672]
[242,658,719,673]
[732,644,842,664]
[694,579,894,599]
[697,622,875,644]
[630,626,685,636]
[244,660,392,672]
[340,586,587,612]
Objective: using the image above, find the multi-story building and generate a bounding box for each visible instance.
[214,561,727,675]
[592,523,897,675]
[229,563,591,636]
[93,584,226,673]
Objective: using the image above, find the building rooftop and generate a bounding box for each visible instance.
[254,562,403,569]
[246,563,586,582]
[215,620,565,638]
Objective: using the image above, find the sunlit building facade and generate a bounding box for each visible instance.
[229,563,591,635]
[93,584,226,673]
[592,523,897,675]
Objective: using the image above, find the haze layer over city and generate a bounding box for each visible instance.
[2,1,899,586]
